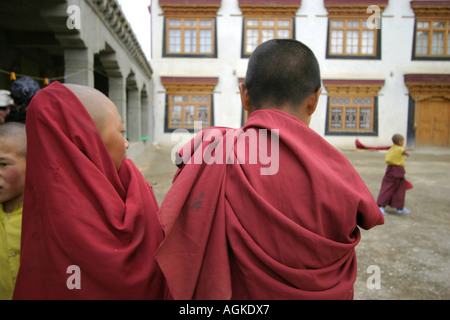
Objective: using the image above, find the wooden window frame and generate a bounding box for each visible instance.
[323,79,384,136]
[410,1,450,60]
[328,96,375,133]
[327,18,379,58]
[242,17,294,57]
[323,0,388,60]
[413,19,450,60]
[159,0,221,58]
[162,77,218,132]
[167,94,212,130]
[164,17,217,57]
[238,1,301,58]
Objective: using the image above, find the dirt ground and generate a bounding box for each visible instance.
[134,143,450,300]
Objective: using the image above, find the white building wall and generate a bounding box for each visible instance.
[150,0,450,149]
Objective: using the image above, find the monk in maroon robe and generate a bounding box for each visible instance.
[14,82,168,299]
[156,39,384,300]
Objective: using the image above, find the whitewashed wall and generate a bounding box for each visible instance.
[150,0,450,148]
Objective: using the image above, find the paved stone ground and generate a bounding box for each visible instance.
[134,144,450,300]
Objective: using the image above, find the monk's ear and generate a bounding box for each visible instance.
[307,87,322,116]
[239,83,252,112]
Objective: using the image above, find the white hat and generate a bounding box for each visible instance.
[0,90,13,107]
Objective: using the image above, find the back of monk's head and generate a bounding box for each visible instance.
[244,39,321,110]
[0,122,27,157]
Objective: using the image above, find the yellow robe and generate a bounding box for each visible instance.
[0,203,22,300]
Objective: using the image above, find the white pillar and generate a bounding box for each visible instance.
[64,48,94,86]
[127,89,141,142]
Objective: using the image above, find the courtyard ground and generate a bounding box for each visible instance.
[134,143,450,300]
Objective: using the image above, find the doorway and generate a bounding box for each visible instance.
[416,98,450,147]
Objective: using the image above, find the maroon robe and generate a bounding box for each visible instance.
[156,109,384,300]
[377,165,409,210]
[14,82,168,299]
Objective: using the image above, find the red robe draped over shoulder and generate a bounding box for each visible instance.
[155,109,384,300]
[13,82,168,299]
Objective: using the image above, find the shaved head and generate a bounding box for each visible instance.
[64,84,129,171]
[0,122,27,157]
[244,39,321,109]
[64,84,114,135]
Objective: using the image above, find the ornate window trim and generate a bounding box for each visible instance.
[238,0,302,17]
[159,0,222,16]
[404,74,450,102]
[410,1,450,19]
[323,0,388,17]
